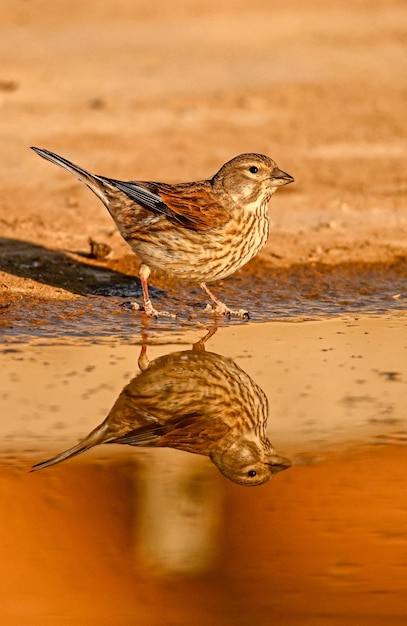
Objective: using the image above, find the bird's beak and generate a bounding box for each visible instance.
[270,167,295,187]
[267,454,292,475]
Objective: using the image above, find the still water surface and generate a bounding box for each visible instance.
[0,315,406,625]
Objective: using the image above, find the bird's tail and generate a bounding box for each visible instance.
[31,422,109,472]
[31,146,108,205]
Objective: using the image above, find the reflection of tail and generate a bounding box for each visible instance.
[31,147,108,205]
[31,422,109,472]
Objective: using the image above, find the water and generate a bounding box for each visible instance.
[1,316,406,625]
[1,259,406,340]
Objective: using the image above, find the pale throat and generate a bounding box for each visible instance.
[229,181,275,212]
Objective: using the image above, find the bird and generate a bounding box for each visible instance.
[31,329,291,486]
[31,147,294,318]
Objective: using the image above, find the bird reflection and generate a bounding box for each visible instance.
[32,328,291,486]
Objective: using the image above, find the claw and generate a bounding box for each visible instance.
[199,282,249,319]
[204,302,250,319]
[131,301,176,319]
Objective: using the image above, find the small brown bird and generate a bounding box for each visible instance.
[31,147,293,317]
[31,331,291,486]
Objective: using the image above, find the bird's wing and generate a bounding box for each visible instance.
[160,415,231,452]
[110,422,167,446]
[102,178,231,231]
[110,414,230,454]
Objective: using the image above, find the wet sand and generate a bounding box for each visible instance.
[0,1,406,624]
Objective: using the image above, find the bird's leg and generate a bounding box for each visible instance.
[199,282,228,314]
[199,283,250,319]
[139,264,155,315]
[131,263,176,318]
[192,326,218,352]
[138,344,150,371]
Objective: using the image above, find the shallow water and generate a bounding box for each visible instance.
[1,316,406,624]
[1,259,406,339]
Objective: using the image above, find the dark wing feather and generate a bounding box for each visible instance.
[102,178,164,212]
[102,178,230,231]
[110,423,167,446]
[109,414,230,455]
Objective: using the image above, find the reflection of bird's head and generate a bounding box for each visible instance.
[211,439,291,487]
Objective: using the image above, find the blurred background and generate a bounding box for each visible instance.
[1,0,406,271]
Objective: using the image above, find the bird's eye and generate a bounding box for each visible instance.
[249,166,258,174]
[247,470,257,477]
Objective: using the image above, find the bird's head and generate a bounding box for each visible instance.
[210,439,291,487]
[213,153,294,206]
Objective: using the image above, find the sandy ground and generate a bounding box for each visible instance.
[1,0,406,309]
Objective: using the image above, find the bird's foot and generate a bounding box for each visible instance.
[131,300,177,319]
[204,302,250,319]
[235,309,250,320]
[199,283,249,319]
